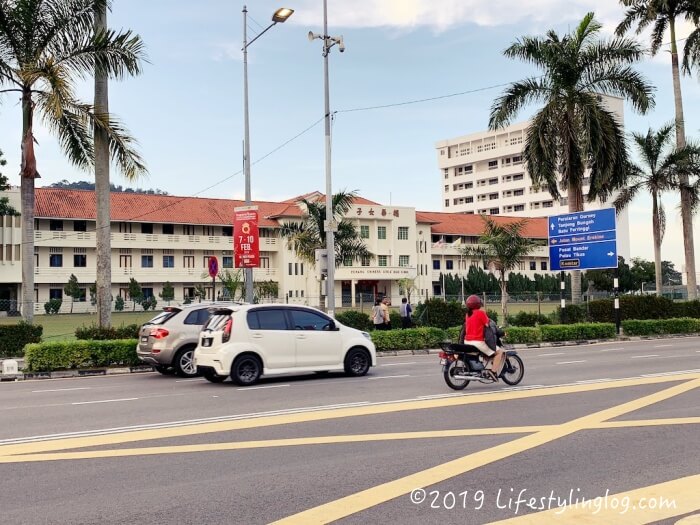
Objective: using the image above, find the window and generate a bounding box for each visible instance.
[446,260,454,270]
[289,263,293,275]
[530,261,537,271]
[77,288,87,302]
[49,254,63,267]
[162,223,174,235]
[378,255,388,267]
[222,226,233,237]
[184,308,211,326]
[541,261,548,271]
[183,256,195,268]
[361,256,371,267]
[377,226,386,239]
[119,222,132,233]
[163,255,175,268]
[465,165,473,173]
[49,220,63,231]
[490,208,500,215]
[513,173,524,181]
[141,223,153,234]
[74,254,87,267]
[73,221,87,232]
[343,256,352,267]
[183,225,195,235]
[247,309,288,330]
[203,226,214,236]
[142,288,154,299]
[142,255,154,268]
[289,309,332,331]
[260,257,270,268]
[223,256,233,268]
[445,200,450,207]
[444,185,449,192]
[398,227,409,240]
[542,201,554,208]
[489,193,498,200]
[295,263,299,275]
[399,255,409,267]
[433,260,440,270]
[489,178,498,185]
[360,225,370,239]
[512,155,523,164]
[488,160,498,170]
[120,255,132,268]
[49,288,63,300]
[514,204,525,212]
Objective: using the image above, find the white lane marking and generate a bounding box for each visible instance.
[31,387,91,393]
[535,353,564,357]
[555,360,586,365]
[600,348,622,352]
[380,362,417,367]
[631,355,661,359]
[175,378,204,383]
[368,375,411,380]
[72,398,139,405]
[575,379,612,384]
[654,344,673,348]
[236,384,290,391]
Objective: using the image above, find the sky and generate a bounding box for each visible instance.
[1,0,699,274]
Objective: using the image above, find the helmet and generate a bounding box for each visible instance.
[466,294,483,310]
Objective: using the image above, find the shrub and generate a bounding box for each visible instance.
[485,309,499,325]
[445,326,462,343]
[413,299,466,329]
[389,310,402,329]
[335,310,372,332]
[0,322,43,358]
[44,298,62,315]
[114,296,125,312]
[141,296,157,311]
[540,323,616,341]
[507,311,551,327]
[75,324,140,340]
[370,327,447,351]
[671,300,700,319]
[621,317,700,336]
[556,304,587,324]
[503,327,542,344]
[23,339,139,372]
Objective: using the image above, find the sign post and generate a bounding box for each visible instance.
[548,208,620,333]
[208,256,218,301]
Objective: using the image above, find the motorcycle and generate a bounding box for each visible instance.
[438,341,525,390]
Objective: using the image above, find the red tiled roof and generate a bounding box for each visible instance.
[415,211,548,239]
[283,191,381,206]
[34,188,297,228]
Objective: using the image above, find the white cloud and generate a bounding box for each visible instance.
[288,0,624,32]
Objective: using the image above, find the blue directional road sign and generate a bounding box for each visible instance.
[548,208,618,271]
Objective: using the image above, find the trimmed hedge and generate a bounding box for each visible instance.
[370,327,446,351]
[540,323,616,341]
[0,322,43,358]
[335,310,373,331]
[621,318,700,336]
[558,296,700,324]
[503,327,542,344]
[75,324,140,340]
[24,339,139,372]
[506,312,551,327]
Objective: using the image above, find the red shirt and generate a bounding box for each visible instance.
[465,309,489,341]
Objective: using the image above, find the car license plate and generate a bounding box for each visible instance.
[440,358,447,365]
[141,336,148,343]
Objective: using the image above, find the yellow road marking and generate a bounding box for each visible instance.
[2,373,695,458]
[487,474,700,524]
[270,378,700,524]
[594,417,700,429]
[0,426,545,463]
[676,514,700,524]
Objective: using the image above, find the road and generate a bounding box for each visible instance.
[0,337,699,524]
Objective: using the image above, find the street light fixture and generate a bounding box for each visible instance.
[309,0,344,317]
[242,5,293,303]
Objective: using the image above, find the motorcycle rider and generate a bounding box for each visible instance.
[462,294,505,378]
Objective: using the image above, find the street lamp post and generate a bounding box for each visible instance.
[309,0,344,317]
[242,5,293,303]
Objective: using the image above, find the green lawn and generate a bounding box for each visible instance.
[0,311,156,342]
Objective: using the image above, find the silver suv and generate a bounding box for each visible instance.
[137,303,233,377]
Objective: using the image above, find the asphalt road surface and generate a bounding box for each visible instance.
[0,337,699,525]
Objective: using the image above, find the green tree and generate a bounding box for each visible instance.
[0,148,18,216]
[254,280,279,301]
[613,125,700,295]
[0,0,147,323]
[461,217,539,323]
[585,257,635,292]
[617,0,700,299]
[194,283,207,303]
[280,190,372,311]
[218,270,244,301]
[63,274,82,313]
[159,281,175,304]
[661,260,683,285]
[397,277,418,303]
[127,277,143,311]
[490,12,654,304]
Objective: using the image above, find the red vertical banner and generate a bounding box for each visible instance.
[234,206,260,268]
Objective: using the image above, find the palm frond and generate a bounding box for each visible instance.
[489,77,551,130]
[615,1,655,36]
[90,111,147,180]
[682,28,700,74]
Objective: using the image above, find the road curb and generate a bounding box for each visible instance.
[7,365,155,381]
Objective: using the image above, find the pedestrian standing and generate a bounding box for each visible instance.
[372,299,385,330]
[399,297,412,329]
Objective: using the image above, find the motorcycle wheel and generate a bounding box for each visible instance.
[443,359,470,390]
[500,355,524,386]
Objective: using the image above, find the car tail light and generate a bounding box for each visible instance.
[222,318,233,343]
[150,328,169,339]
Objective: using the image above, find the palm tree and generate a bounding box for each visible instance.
[614,125,700,296]
[617,0,700,299]
[490,12,654,304]
[0,0,147,322]
[461,217,540,323]
[279,190,373,311]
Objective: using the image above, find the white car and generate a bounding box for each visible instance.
[194,304,377,385]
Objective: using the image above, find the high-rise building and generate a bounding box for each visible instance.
[435,95,630,259]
